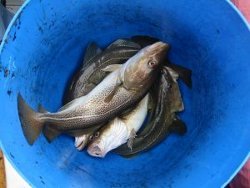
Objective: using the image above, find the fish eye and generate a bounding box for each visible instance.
[89,135,94,140]
[148,60,157,68]
[95,132,100,137]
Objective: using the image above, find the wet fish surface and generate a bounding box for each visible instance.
[68,36,190,151]
[114,69,187,157]
[17,42,168,145]
[87,94,149,158]
[64,40,141,149]
[64,39,141,103]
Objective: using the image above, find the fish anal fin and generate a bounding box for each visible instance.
[101,64,122,72]
[43,126,61,143]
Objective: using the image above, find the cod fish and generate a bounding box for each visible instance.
[64,39,141,103]
[114,69,187,157]
[87,94,149,158]
[17,42,168,145]
[73,37,190,150]
[64,40,141,150]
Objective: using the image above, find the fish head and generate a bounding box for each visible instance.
[87,119,128,158]
[122,42,169,90]
[74,134,92,151]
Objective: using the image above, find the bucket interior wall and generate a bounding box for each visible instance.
[0,0,250,187]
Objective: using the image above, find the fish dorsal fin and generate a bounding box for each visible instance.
[169,117,187,135]
[83,42,102,67]
[43,126,61,143]
[101,64,122,72]
[107,39,141,50]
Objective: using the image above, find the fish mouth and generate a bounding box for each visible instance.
[87,142,106,158]
[75,136,88,151]
[147,41,169,61]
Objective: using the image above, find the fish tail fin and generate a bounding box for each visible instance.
[17,93,44,145]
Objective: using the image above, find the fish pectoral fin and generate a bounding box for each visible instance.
[38,104,49,113]
[104,86,119,103]
[43,126,61,143]
[104,79,122,103]
[107,39,141,50]
[83,42,102,67]
[101,64,122,72]
[169,117,187,135]
[127,129,137,150]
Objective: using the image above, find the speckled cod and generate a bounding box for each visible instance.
[17,42,169,145]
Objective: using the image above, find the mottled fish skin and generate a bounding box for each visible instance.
[17,42,168,145]
[64,40,140,149]
[43,42,167,130]
[64,45,140,103]
[87,94,149,158]
[114,69,187,156]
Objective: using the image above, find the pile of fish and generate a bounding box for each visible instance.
[17,36,192,158]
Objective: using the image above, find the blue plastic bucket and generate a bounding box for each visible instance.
[0,0,250,187]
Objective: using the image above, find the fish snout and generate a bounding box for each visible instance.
[87,142,106,158]
[75,136,89,151]
[147,42,169,62]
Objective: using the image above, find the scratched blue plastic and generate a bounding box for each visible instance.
[0,0,250,187]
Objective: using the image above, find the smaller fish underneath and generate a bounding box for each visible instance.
[87,94,149,158]
[74,134,91,151]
